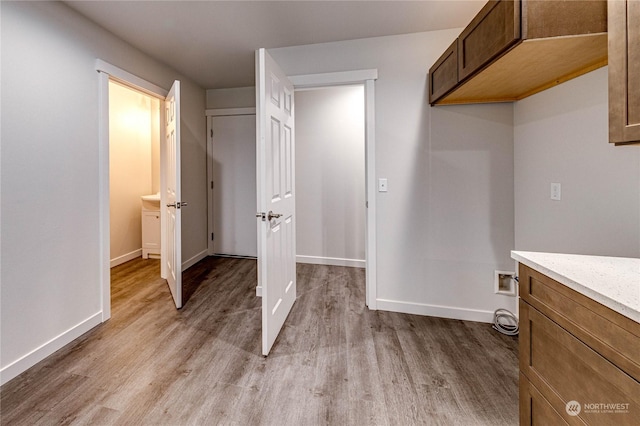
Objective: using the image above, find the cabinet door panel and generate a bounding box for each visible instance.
[520,373,572,426]
[609,0,640,144]
[458,0,520,81]
[520,302,640,425]
[429,40,458,103]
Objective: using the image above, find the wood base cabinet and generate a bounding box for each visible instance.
[518,264,640,425]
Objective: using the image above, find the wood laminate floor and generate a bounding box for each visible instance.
[1,257,519,425]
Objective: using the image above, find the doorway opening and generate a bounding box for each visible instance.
[97,60,183,320]
[295,85,366,270]
[206,70,377,313]
[108,81,162,268]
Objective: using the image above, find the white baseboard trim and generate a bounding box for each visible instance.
[214,253,257,260]
[110,249,142,268]
[256,285,262,297]
[182,249,209,271]
[296,255,365,268]
[375,299,494,324]
[0,312,102,386]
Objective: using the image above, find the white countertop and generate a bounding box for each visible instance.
[141,193,161,202]
[511,251,640,323]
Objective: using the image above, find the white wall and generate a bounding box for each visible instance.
[269,31,516,321]
[0,1,207,384]
[109,81,159,265]
[296,86,366,266]
[207,86,255,109]
[514,67,640,258]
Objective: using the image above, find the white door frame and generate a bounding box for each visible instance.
[205,107,257,257]
[290,69,378,310]
[96,59,169,321]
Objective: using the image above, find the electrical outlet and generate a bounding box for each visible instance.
[551,182,561,201]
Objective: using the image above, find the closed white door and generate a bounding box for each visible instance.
[163,80,182,309]
[211,114,257,257]
[256,48,296,356]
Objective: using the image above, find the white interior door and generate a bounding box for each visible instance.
[211,114,257,257]
[256,48,296,356]
[163,80,182,309]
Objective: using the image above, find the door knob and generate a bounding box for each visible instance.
[167,201,188,208]
[256,211,283,221]
[267,211,282,221]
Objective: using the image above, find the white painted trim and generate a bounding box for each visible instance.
[95,59,168,98]
[296,255,365,268]
[256,285,262,297]
[376,299,494,324]
[289,70,378,311]
[182,249,208,271]
[206,116,215,256]
[214,253,258,260]
[205,107,256,117]
[0,312,102,386]
[98,71,111,322]
[364,80,377,310]
[290,69,378,88]
[110,249,142,268]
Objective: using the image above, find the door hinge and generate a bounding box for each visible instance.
[211,181,214,189]
[210,129,213,138]
[211,232,214,241]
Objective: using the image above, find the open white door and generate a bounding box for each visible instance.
[256,49,296,356]
[163,80,183,309]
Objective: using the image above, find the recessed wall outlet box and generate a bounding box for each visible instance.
[551,182,561,200]
[378,178,388,192]
[495,270,517,296]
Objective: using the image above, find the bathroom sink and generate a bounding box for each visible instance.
[141,193,161,202]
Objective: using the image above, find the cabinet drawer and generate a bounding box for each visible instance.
[520,373,573,426]
[520,301,640,425]
[519,264,640,381]
[428,40,457,103]
[457,0,521,81]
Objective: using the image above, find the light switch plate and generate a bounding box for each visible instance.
[378,178,388,192]
[551,182,561,201]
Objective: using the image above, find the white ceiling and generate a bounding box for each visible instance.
[64,0,484,89]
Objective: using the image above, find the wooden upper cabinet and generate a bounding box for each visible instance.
[609,0,640,145]
[458,0,520,82]
[428,41,458,102]
[429,0,608,105]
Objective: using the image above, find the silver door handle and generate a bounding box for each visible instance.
[267,211,282,221]
[256,211,283,221]
[167,201,188,209]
